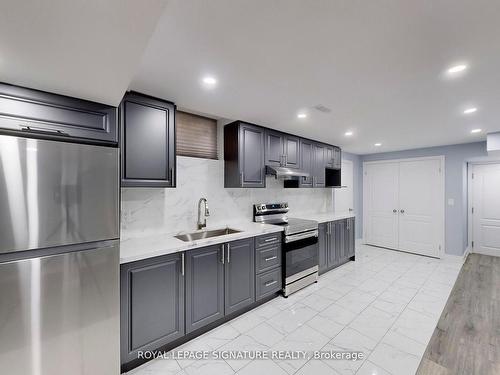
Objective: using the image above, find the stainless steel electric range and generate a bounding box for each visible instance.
[253,202,319,297]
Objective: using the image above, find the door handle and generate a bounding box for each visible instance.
[226,243,231,263]
[349,208,353,212]
[181,253,185,276]
[393,209,397,213]
[400,209,405,213]
[221,244,225,264]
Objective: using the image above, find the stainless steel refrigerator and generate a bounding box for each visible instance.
[0,134,120,375]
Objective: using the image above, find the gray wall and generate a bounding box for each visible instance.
[360,141,488,256]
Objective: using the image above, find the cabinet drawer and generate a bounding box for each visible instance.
[255,232,281,249]
[256,268,282,301]
[256,245,281,274]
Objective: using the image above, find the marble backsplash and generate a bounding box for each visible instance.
[121,156,334,240]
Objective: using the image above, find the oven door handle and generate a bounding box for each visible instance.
[284,229,318,243]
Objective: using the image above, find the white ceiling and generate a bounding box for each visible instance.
[1,1,500,154]
[131,0,500,154]
[0,0,167,106]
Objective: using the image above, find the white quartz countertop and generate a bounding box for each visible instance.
[292,211,356,223]
[120,222,283,264]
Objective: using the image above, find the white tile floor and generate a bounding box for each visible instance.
[127,244,463,375]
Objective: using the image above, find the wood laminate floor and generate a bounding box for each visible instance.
[416,253,500,375]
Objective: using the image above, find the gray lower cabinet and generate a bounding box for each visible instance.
[224,121,265,187]
[319,218,356,274]
[254,233,282,300]
[186,237,256,332]
[120,92,176,187]
[120,253,184,364]
[224,239,256,315]
[185,245,225,333]
[318,222,328,273]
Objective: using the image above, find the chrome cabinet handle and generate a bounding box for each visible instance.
[181,253,185,276]
[265,255,277,262]
[264,237,276,243]
[265,280,277,287]
[221,244,225,264]
[226,243,231,263]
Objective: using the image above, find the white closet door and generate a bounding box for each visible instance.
[472,164,500,256]
[398,159,443,257]
[364,162,399,249]
[335,159,354,213]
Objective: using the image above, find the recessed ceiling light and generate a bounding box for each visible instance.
[344,131,353,136]
[297,113,307,119]
[463,107,477,114]
[201,76,217,87]
[374,143,382,147]
[447,64,467,74]
[470,128,482,134]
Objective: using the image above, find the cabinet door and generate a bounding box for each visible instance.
[333,147,342,169]
[327,222,337,267]
[325,146,335,168]
[318,223,328,273]
[313,143,326,187]
[265,130,284,167]
[338,220,347,261]
[225,238,255,315]
[120,253,184,364]
[185,245,224,333]
[239,124,265,187]
[299,139,313,187]
[348,217,356,257]
[284,135,300,169]
[120,92,175,187]
[0,83,117,143]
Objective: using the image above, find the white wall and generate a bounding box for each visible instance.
[121,156,334,240]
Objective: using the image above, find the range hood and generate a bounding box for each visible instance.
[266,165,310,180]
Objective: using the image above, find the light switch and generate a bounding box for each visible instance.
[447,198,455,206]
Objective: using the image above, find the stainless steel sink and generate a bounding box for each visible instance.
[174,228,242,242]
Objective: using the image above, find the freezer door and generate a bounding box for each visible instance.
[0,134,119,253]
[0,241,120,375]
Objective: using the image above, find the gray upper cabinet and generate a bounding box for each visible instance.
[265,130,284,167]
[224,238,255,315]
[0,83,117,144]
[333,147,341,169]
[265,130,300,169]
[185,245,225,334]
[224,120,341,188]
[120,253,184,364]
[120,92,176,187]
[224,122,265,188]
[326,146,341,169]
[313,143,326,187]
[299,139,314,187]
[284,135,300,168]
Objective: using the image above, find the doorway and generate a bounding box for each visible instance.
[469,163,500,256]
